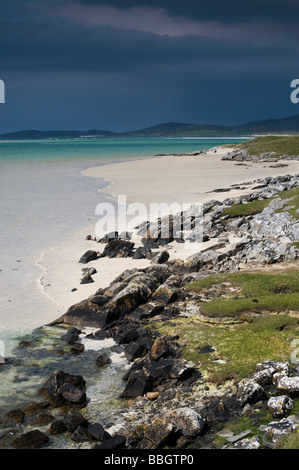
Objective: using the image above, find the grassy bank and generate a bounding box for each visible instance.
[149,266,299,384]
[228,135,299,156]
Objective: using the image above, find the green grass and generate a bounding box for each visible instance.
[235,135,299,157]
[186,269,299,318]
[222,197,274,218]
[275,186,299,221]
[150,314,299,384]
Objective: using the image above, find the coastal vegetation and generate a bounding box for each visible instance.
[149,267,299,384]
[228,135,299,157]
[222,185,299,226]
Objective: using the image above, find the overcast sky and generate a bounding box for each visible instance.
[0,0,299,132]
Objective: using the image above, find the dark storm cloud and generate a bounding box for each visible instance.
[0,0,298,132]
[77,0,299,23]
[1,17,290,75]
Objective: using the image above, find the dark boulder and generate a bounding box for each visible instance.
[124,340,149,362]
[113,328,139,344]
[149,337,173,361]
[60,326,81,344]
[121,369,153,399]
[79,250,99,264]
[97,231,119,243]
[51,299,102,328]
[95,350,112,368]
[88,422,111,442]
[49,419,67,434]
[12,430,49,449]
[71,424,90,442]
[129,303,164,320]
[39,370,86,406]
[151,284,178,305]
[102,240,135,258]
[98,282,151,327]
[80,272,94,284]
[6,408,25,423]
[62,412,88,433]
[93,435,127,450]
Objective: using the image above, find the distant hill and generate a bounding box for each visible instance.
[1,114,299,139]
[119,114,299,137]
[0,129,116,140]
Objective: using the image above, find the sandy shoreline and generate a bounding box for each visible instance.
[40,146,299,319]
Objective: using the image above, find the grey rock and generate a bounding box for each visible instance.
[236,378,267,406]
[166,407,206,437]
[267,395,294,418]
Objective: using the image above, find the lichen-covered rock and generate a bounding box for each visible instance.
[149,337,171,361]
[166,407,206,437]
[255,360,289,375]
[277,376,299,397]
[267,395,294,418]
[136,418,177,449]
[232,436,260,449]
[151,284,178,305]
[251,368,275,387]
[236,378,267,406]
[261,417,299,448]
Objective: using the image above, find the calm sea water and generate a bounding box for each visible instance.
[0,137,247,352]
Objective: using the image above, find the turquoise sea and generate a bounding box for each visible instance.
[0,137,247,349]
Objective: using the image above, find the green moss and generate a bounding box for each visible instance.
[150,313,299,384]
[186,269,299,317]
[275,186,299,221]
[222,197,274,218]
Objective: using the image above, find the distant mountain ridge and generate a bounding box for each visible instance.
[1,114,299,139]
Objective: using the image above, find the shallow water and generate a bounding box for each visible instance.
[0,325,131,449]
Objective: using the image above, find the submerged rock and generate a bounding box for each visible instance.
[39,370,86,406]
[12,430,49,449]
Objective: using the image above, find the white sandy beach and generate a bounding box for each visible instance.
[40,147,299,319]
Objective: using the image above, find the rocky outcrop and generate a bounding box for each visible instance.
[222,148,299,162]
[51,264,173,328]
